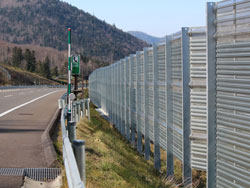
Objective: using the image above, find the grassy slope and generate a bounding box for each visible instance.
[0,63,59,85]
[53,89,206,188]
[75,103,173,188]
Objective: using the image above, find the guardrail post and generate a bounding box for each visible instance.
[136,52,142,153]
[207,2,216,188]
[153,44,160,170]
[68,121,76,142]
[72,140,86,185]
[166,35,174,178]
[72,103,76,122]
[77,102,81,122]
[67,112,72,125]
[144,48,150,160]
[87,99,90,122]
[182,27,191,187]
[80,100,85,118]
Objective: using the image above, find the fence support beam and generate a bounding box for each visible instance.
[166,35,174,178]
[136,52,142,153]
[153,44,161,170]
[182,27,191,187]
[144,48,150,160]
[125,57,130,141]
[118,62,122,133]
[130,55,136,146]
[206,2,216,188]
[121,60,126,136]
[115,64,119,129]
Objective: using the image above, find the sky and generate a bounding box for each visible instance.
[62,0,220,37]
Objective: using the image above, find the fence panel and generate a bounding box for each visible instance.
[88,2,250,185]
[189,27,207,171]
[213,1,250,187]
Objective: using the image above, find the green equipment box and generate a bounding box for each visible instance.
[71,55,80,75]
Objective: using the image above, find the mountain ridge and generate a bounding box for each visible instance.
[0,0,149,66]
[128,31,164,44]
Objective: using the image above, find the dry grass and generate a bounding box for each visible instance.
[75,104,176,188]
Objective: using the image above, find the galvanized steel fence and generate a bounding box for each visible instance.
[89,0,250,187]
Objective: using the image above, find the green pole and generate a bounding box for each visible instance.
[68,28,71,112]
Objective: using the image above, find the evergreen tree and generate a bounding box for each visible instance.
[12,47,23,67]
[30,50,36,72]
[24,49,36,72]
[43,56,51,79]
[52,66,59,77]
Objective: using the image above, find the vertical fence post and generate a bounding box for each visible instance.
[144,48,150,160]
[114,64,117,128]
[207,2,216,188]
[153,44,161,170]
[130,55,136,146]
[110,67,113,122]
[125,57,130,141]
[116,64,119,129]
[112,66,115,125]
[136,52,142,153]
[166,35,174,177]
[121,60,126,136]
[182,27,191,186]
[108,67,111,121]
[118,62,122,133]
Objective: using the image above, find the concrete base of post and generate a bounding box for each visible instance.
[68,121,76,142]
[72,140,86,185]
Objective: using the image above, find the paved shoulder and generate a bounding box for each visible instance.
[0,89,65,168]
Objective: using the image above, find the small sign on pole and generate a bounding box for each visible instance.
[71,55,80,75]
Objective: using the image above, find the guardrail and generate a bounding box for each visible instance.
[59,94,90,188]
[89,0,250,187]
[0,85,66,90]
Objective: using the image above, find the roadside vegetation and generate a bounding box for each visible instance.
[76,104,173,188]
[53,89,206,187]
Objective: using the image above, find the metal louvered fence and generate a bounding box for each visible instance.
[89,0,250,187]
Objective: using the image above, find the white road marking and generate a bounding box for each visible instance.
[4,95,12,98]
[0,90,60,118]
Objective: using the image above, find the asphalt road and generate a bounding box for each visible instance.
[0,87,66,187]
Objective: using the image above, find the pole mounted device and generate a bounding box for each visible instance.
[68,28,72,112]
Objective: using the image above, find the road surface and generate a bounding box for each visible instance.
[0,87,65,187]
